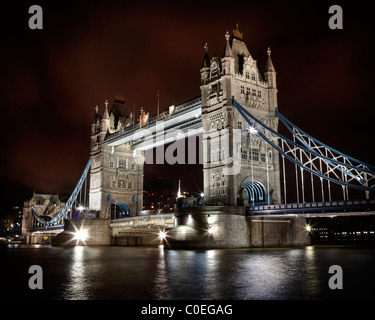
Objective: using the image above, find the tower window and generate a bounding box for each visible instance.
[240,86,245,94]
[251,73,256,81]
[237,121,242,129]
[119,159,126,169]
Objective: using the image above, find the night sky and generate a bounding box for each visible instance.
[0,0,374,213]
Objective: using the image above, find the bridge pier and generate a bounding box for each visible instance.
[166,207,311,249]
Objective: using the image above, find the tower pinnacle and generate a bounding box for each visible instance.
[265,47,275,72]
[232,23,243,40]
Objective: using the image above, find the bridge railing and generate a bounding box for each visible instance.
[29,225,65,232]
[246,199,375,215]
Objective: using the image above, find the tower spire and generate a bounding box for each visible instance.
[265,47,275,72]
[224,31,232,57]
[103,99,110,119]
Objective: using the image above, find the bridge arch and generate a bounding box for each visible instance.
[110,202,131,219]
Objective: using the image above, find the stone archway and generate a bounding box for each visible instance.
[110,202,131,220]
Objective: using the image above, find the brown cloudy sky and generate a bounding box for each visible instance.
[0,0,374,210]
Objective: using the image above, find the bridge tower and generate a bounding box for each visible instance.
[200,25,281,206]
[89,95,144,218]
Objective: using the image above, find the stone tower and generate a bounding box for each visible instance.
[89,95,144,218]
[200,24,281,206]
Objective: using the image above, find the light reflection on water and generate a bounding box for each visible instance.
[2,244,375,300]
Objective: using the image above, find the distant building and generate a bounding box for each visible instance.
[0,206,23,237]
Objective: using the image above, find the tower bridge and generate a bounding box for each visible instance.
[23,24,375,247]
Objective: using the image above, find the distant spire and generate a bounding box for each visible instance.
[224,31,232,57]
[177,179,182,199]
[265,47,275,72]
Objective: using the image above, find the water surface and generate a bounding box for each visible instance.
[2,245,374,300]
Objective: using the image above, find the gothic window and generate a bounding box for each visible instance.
[252,89,257,96]
[109,161,114,168]
[246,71,250,79]
[240,86,245,94]
[119,159,126,169]
[257,90,262,98]
[251,73,256,81]
[246,87,250,95]
[237,121,242,130]
[251,149,259,161]
[261,153,266,162]
[111,180,117,188]
[130,162,135,170]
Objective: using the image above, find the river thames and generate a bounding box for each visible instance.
[2,244,375,300]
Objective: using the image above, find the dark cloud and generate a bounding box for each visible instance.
[0,1,374,209]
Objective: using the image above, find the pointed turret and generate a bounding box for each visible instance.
[200,43,211,84]
[264,47,278,109]
[223,31,232,58]
[103,99,110,120]
[201,43,210,68]
[265,47,275,72]
[100,100,110,141]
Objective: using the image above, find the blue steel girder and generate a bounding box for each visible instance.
[232,97,375,192]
